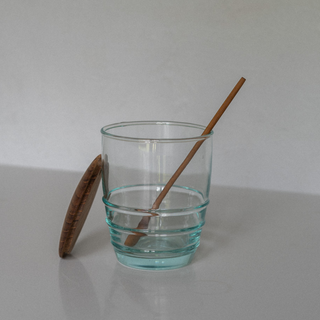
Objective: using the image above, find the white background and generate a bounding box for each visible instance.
[1,0,319,194]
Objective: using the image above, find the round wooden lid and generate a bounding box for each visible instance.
[59,155,102,258]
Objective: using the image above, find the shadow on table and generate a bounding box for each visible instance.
[193,185,320,263]
[59,257,101,320]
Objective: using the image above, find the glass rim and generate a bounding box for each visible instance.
[100,121,213,142]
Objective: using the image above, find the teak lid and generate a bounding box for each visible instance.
[59,154,102,258]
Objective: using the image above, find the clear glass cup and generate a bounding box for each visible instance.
[101,121,213,270]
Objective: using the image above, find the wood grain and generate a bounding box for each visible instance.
[59,155,102,257]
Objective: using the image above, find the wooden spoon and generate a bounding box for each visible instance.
[124,77,246,247]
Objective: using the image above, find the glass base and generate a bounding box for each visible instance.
[104,184,207,270]
[115,250,196,270]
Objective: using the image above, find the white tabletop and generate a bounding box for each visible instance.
[1,164,320,319]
